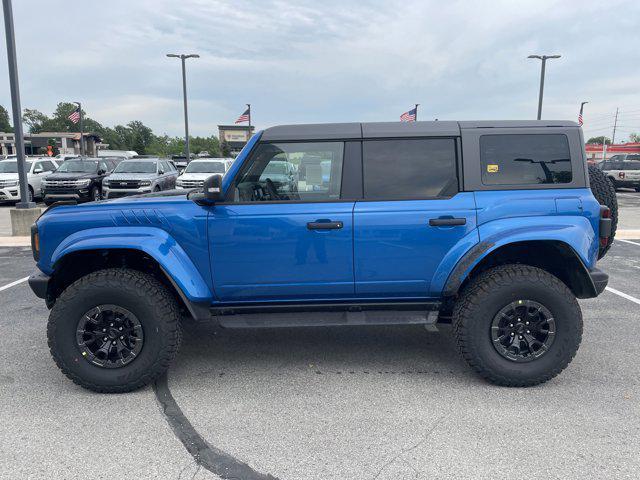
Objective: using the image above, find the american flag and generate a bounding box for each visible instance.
[578,112,583,126]
[235,107,250,124]
[400,107,417,122]
[68,107,80,124]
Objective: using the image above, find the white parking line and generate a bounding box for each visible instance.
[606,287,640,306]
[617,239,640,247]
[0,276,29,292]
[616,193,639,198]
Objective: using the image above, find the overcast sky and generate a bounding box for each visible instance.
[1,0,639,141]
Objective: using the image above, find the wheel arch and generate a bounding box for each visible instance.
[442,239,598,300]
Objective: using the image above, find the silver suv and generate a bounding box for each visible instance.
[599,159,640,191]
[102,158,178,199]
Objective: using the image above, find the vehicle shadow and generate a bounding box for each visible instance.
[172,322,471,382]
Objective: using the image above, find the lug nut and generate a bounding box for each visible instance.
[509,323,514,327]
[118,327,122,331]
[112,341,116,345]
[525,321,530,325]
[103,337,108,341]
[110,323,114,327]
[526,330,530,334]
[120,336,124,340]
[102,328,106,332]
[510,333,515,336]
[519,335,523,339]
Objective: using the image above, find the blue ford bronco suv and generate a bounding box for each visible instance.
[28,121,616,392]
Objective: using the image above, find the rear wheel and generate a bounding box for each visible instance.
[588,164,618,258]
[27,186,34,202]
[90,185,101,202]
[453,264,582,387]
[47,268,182,393]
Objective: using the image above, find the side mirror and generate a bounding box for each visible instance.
[158,169,165,175]
[33,168,43,174]
[97,169,106,175]
[203,174,224,202]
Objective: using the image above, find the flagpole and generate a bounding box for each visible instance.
[74,101,84,156]
[247,103,251,134]
[415,104,419,122]
[579,101,588,126]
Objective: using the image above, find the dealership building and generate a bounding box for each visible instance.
[218,125,256,156]
[0,131,102,156]
[585,141,640,162]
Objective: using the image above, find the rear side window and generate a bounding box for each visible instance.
[363,139,457,200]
[480,134,572,185]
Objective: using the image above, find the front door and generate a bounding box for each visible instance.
[354,138,478,298]
[209,140,355,302]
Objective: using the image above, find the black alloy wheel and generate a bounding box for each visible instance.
[490,300,556,362]
[75,304,144,368]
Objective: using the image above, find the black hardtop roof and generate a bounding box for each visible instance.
[261,120,579,141]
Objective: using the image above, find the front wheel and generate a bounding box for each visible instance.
[90,185,101,202]
[47,269,182,393]
[453,264,582,387]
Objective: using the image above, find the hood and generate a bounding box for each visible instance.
[45,172,97,180]
[0,173,20,181]
[177,172,215,181]
[107,172,157,181]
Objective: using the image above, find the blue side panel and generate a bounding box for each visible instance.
[353,192,478,298]
[209,202,355,302]
[431,188,601,296]
[37,197,212,302]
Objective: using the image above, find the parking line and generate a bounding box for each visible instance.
[606,287,640,306]
[0,276,29,292]
[617,239,640,247]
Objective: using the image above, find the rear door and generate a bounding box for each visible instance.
[353,138,477,298]
[209,141,358,302]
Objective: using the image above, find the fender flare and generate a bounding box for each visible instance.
[436,217,598,297]
[50,226,212,303]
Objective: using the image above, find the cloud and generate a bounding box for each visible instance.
[0,0,639,140]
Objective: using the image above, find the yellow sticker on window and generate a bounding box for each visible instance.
[487,164,499,173]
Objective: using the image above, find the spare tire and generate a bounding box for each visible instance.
[588,164,618,258]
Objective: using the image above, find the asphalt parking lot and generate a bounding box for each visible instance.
[1,194,639,479]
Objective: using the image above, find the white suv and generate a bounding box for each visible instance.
[0,157,59,202]
[175,158,234,189]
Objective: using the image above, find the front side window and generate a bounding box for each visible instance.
[363,138,458,200]
[480,134,572,185]
[622,161,640,171]
[233,142,344,202]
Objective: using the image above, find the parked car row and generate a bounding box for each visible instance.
[0,155,238,205]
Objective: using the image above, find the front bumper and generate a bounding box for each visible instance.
[43,189,92,202]
[104,187,152,199]
[0,187,20,200]
[28,268,50,299]
[589,268,609,296]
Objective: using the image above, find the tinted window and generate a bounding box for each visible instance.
[41,160,56,171]
[626,155,640,161]
[234,142,343,202]
[622,161,640,170]
[363,139,457,199]
[185,161,226,173]
[480,134,572,185]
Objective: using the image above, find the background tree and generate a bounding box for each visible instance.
[586,136,611,145]
[0,105,13,132]
[22,108,49,133]
[629,133,640,143]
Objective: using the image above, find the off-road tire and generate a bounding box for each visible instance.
[453,264,582,387]
[588,164,617,258]
[47,268,181,393]
[90,185,101,202]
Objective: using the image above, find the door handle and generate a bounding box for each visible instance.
[429,217,466,226]
[307,221,343,230]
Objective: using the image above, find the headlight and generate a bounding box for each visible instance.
[75,179,91,187]
[139,180,151,187]
[176,179,183,186]
[102,179,110,186]
[3,180,18,187]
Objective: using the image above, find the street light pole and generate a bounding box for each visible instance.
[528,54,561,120]
[167,53,199,162]
[2,0,34,208]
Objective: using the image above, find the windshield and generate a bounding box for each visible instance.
[263,162,288,175]
[184,161,225,173]
[0,161,32,173]
[114,161,157,173]
[56,160,98,173]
